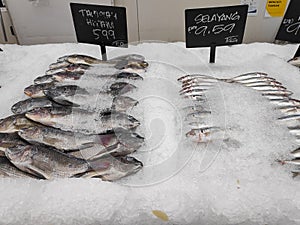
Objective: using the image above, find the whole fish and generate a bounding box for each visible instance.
[274,98,300,108]
[46,64,90,75]
[52,71,84,82]
[111,96,139,112]
[109,54,145,62]
[180,87,211,95]
[80,155,143,181]
[249,85,286,92]
[0,156,37,178]
[11,97,60,114]
[96,72,143,80]
[34,75,54,84]
[49,61,71,70]
[0,133,28,155]
[181,82,216,89]
[221,72,268,82]
[278,114,300,121]
[24,82,56,98]
[178,74,217,83]
[228,76,278,85]
[185,110,211,120]
[291,147,300,158]
[243,80,282,87]
[181,105,205,113]
[5,144,96,179]
[288,56,300,67]
[62,54,102,65]
[261,90,293,96]
[0,114,38,133]
[44,85,137,111]
[25,107,140,134]
[109,82,137,96]
[185,127,220,142]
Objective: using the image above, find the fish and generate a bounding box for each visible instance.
[24,82,56,98]
[109,54,145,62]
[0,156,37,178]
[280,158,300,166]
[274,98,300,108]
[181,81,216,89]
[181,105,205,113]
[180,87,211,95]
[221,72,268,82]
[96,72,144,80]
[0,133,28,155]
[114,60,149,71]
[278,114,300,121]
[288,56,300,67]
[49,61,71,69]
[183,94,206,101]
[243,80,282,87]
[261,90,293,96]
[185,126,220,142]
[80,155,143,181]
[112,96,139,112]
[109,82,137,96]
[52,71,85,82]
[25,107,140,135]
[44,85,137,111]
[5,144,95,179]
[178,74,217,82]
[249,85,287,92]
[291,147,300,158]
[46,64,90,75]
[0,114,38,133]
[34,75,54,84]
[18,126,143,154]
[185,110,211,120]
[188,121,214,128]
[63,54,102,65]
[11,97,61,114]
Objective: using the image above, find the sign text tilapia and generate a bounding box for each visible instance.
[78,9,118,40]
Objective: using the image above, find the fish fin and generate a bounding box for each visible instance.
[26,165,50,179]
[52,98,78,107]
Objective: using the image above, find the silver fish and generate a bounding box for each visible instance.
[185,110,211,120]
[222,72,268,82]
[11,97,60,114]
[52,71,84,82]
[278,114,300,121]
[185,126,221,143]
[281,158,300,166]
[288,56,300,67]
[291,148,300,158]
[178,74,217,82]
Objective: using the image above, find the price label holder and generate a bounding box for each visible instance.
[275,0,300,43]
[185,5,248,63]
[70,3,128,61]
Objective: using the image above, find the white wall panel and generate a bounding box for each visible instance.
[6,0,113,45]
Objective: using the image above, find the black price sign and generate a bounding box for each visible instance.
[70,3,128,60]
[185,5,248,63]
[275,0,300,43]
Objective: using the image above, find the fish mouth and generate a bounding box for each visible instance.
[24,90,33,97]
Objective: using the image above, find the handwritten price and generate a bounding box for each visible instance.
[188,23,236,36]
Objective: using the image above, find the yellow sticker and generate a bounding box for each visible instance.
[265,0,287,17]
[152,210,169,221]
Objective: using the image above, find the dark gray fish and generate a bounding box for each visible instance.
[46,64,90,75]
[24,82,56,98]
[34,75,54,84]
[5,144,94,179]
[81,155,143,181]
[109,54,145,62]
[115,72,143,80]
[52,71,84,82]
[11,97,60,114]
[0,114,38,133]
[49,61,71,69]
[110,82,137,96]
[0,133,28,155]
[18,125,119,151]
[25,107,140,134]
[0,156,37,178]
[112,96,139,112]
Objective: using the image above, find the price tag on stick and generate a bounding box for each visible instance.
[70,3,128,61]
[185,5,248,63]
